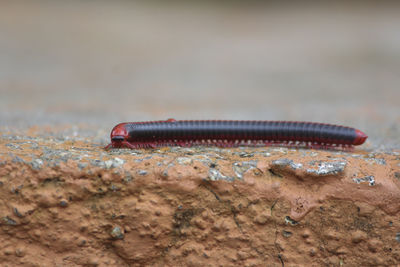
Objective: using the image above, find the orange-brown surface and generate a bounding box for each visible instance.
[1,132,399,266]
[1,1,400,266]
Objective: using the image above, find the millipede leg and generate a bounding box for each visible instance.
[122,141,137,149]
[148,142,158,149]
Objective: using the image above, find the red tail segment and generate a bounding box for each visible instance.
[353,129,368,145]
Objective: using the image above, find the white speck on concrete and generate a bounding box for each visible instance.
[306,161,346,176]
[353,175,375,186]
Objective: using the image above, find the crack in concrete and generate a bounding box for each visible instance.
[201,181,221,201]
[201,181,243,233]
[268,168,283,178]
[278,254,285,267]
[230,206,243,234]
[271,199,285,267]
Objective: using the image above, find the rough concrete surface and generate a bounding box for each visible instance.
[1,132,400,266]
[1,1,400,266]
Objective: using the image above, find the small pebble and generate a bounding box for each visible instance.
[110,226,124,239]
[282,230,292,238]
[138,170,148,176]
[30,159,43,170]
[3,216,17,225]
[353,175,375,186]
[13,208,23,217]
[59,200,68,207]
[285,216,299,225]
[306,161,346,176]
[15,248,25,257]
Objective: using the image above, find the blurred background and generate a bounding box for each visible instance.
[0,1,399,149]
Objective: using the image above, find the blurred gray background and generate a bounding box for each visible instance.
[0,1,399,149]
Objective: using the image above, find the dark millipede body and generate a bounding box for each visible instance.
[106,119,368,150]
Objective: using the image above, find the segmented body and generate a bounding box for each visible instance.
[106,119,367,150]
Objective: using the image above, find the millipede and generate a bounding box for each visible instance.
[105,119,367,150]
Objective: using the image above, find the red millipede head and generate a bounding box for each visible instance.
[110,123,129,148]
[354,129,368,145]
